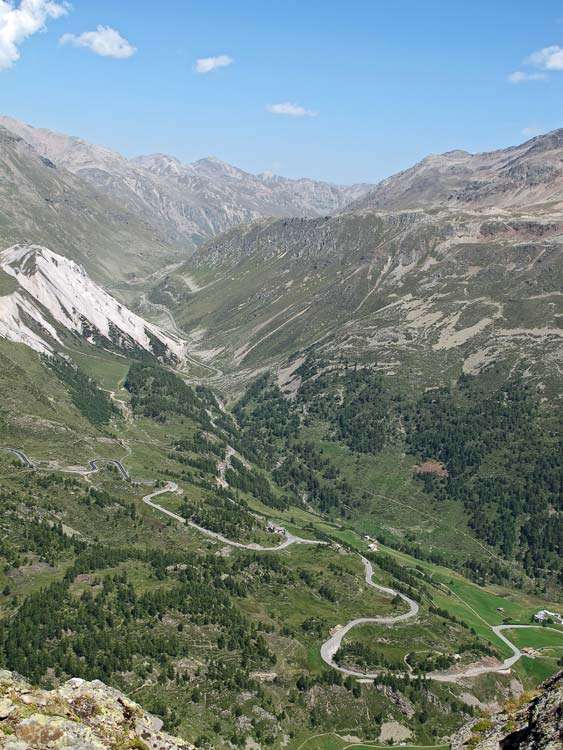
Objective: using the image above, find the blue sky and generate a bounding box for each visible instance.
[1,0,562,183]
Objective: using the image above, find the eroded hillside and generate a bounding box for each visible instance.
[154,207,563,395]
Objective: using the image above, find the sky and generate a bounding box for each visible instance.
[1,0,562,184]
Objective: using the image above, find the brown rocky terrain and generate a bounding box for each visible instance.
[349,129,563,213]
[451,670,562,749]
[0,669,192,750]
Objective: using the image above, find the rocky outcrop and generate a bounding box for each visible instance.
[451,670,562,749]
[0,670,193,750]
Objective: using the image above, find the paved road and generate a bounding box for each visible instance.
[320,556,419,678]
[3,447,36,468]
[2,448,129,480]
[431,623,563,682]
[5,445,561,684]
[142,482,328,552]
[88,459,130,480]
[320,555,562,683]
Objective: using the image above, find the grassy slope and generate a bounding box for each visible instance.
[156,210,563,401]
[0,339,561,749]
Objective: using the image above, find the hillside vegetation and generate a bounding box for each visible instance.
[0,121,561,750]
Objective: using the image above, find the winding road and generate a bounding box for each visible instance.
[431,623,563,682]
[87,459,130,480]
[320,556,419,678]
[3,448,129,480]
[3,447,36,468]
[142,482,327,552]
[4,445,562,684]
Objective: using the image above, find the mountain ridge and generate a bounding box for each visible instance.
[162,204,563,395]
[0,123,177,286]
[348,127,563,213]
[0,244,186,361]
[0,115,374,252]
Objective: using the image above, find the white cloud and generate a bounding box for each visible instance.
[521,125,544,137]
[508,70,547,83]
[0,0,68,71]
[60,25,136,59]
[267,102,318,118]
[526,45,563,71]
[195,54,233,73]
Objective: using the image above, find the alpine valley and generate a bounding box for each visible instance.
[0,115,561,750]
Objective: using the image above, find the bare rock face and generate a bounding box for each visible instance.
[451,670,562,750]
[0,244,187,361]
[0,670,193,750]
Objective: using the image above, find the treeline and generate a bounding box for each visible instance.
[0,518,83,571]
[175,432,226,458]
[297,360,405,454]
[226,456,287,510]
[45,356,116,426]
[286,358,561,581]
[372,529,514,586]
[234,374,300,465]
[180,490,265,544]
[404,374,562,579]
[334,640,404,671]
[0,543,275,688]
[124,362,211,425]
[235,373,359,516]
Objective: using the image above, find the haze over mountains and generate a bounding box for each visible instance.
[0,114,562,396]
[0,113,561,750]
[0,115,372,258]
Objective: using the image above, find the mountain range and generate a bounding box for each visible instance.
[0,124,176,287]
[0,115,560,750]
[0,115,372,265]
[151,131,563,394]
[0,115,562,395]
[350,128,563,212]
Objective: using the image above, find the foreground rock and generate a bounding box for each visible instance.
[451,670,562,749]
[0,670,192,750]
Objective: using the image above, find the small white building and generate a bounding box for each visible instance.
[368,541,379,552]
[534,609,563,625]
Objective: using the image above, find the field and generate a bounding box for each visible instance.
[294,736,449,750]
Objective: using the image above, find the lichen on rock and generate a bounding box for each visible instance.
[0,670,193,750]
[451,669,562,750]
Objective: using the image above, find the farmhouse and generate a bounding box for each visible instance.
[534,610,563,625]
[267,522,285,536]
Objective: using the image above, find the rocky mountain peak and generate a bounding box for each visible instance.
[130,152,184,176]
[191,155,250,180]
[523,127,563,154]
[349,126,563,212]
